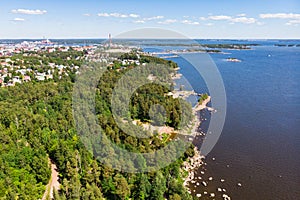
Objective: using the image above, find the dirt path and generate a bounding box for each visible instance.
[42,161,60,200]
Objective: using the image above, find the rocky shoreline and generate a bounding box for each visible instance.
[169,63,230,199]
[181,95,232,200]
[183,147,205,188]
[182,96,210,189]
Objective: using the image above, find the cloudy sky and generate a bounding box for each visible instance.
[0,0,300,39]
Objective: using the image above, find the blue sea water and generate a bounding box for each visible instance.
[163,43,300,199]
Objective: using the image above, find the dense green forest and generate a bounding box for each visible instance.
[0,52,196,199]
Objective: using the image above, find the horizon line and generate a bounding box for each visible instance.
[1,37,300,40]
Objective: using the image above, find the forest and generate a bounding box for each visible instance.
[0,52,196,200]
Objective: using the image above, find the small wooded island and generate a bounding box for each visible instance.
[226,57,242,62]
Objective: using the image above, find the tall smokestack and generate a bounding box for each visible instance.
[109,33,112,47]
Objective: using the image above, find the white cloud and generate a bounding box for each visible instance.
[134,20,145,24]
[83,13,91,17]
[129,14,139,18]
[97,12,139,18]
[132,16,164,24]
[97,13,110,17]
[11,9,47,15]
[208,15,232,20]
[143,16,164,21]
[230,17,257,24]
[181,20,199,25]
[205,23,214,26]
[95,12,259,25]
[286,19,300,25]
[110,13,128,18]
[12,18,25,22]
[206,15,257,24]
[259,13,300,26]
[158,19,177,24]
[259,13,300,19]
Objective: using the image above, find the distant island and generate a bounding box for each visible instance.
[226,57,242,62]
[145,43,257,57]
[135,43,260,50]
[274,44,300,47]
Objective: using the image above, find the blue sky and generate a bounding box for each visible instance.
[1,0,300,39]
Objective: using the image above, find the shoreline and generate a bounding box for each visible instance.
[170,66,212,196]
[182,96,211,187]
[171,69,230,199]
[194,96,211,113]
[183,147,205,188]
